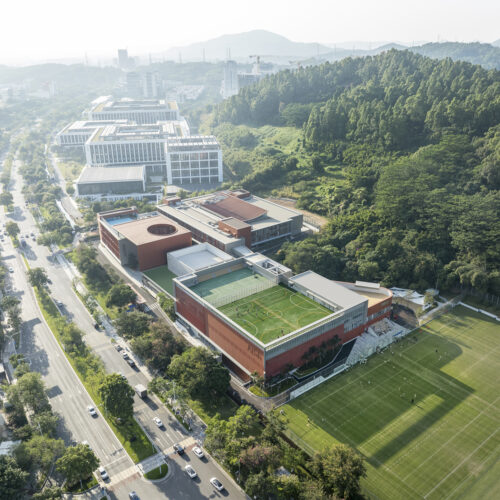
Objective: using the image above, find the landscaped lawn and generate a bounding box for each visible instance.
[283,306,500,500]
[143,265,177,295]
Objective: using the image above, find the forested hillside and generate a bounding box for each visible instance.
[208,51,500,294]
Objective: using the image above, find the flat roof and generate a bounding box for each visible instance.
[77,165,145,184]
[113,214,190,246]
[170,244,233,271]
[292,271,367,310]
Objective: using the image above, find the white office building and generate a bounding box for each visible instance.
[55,119,130,147]
[85,96,180,124]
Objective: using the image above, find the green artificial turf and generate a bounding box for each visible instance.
[143,266,177,295]
[219,284,332,344]
[283,306,500,500]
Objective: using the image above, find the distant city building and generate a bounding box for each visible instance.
[221,60,239,99]
[118,49,135,69]
[126,71,161,98]
[125,72,143,97]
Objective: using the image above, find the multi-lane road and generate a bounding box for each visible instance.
[2,159,246,499]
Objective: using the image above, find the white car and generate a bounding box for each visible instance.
[210,477,224,491]
[153,417,163,428]
[8,267,14,273]
[87,405,97,417]
[184,464,197,479]
[98,466,108,480]
[193,446,204,459]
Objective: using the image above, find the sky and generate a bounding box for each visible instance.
[1,0,499,65]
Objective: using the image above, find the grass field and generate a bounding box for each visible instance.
[143,265,177,295]
[283,306,500,500]
[220,283,332,344]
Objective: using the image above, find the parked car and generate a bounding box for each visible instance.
[98,466,108,480]
[210,477,224,491]
[184,464,197,479]
[122,351,129,360]
[114,344,122,351]
[173,443,184,455]
[87,405,97,417]
[128,492,139,500]
[8,267,14,273]
[193,446,204,459]
[126,358,136,368]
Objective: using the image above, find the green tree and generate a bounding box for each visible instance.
[2,295,20,311]
[114,310,150,339]
[32,410,60,437]
[244,471,277,499]
[16,371,50,413]
[0,191,13,206]
[27,267,49,288]
[5,221,20,238]
[157,292,175,319]
[311,443,366,499]
[0,456,29,499]
[25,435,65,473]
[97,373,135,419]
[32,486,63,499]
[105,283,136,308]
[56,444,99,488]
[168,347,230,400]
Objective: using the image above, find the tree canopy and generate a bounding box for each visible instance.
[97,373,135,419]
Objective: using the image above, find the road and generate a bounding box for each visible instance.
[3,159,246,499]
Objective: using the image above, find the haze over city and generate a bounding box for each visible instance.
[1,0,499,64]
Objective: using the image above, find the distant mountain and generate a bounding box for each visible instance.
[163,30,331,61]
[409,42,500,70]
[319,41,500,70]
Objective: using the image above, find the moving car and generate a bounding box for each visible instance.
[98,466,108,480]
[128,492,139,500]
[184,464,197,478]
[153,417,163,428]
[173,443,184,455]
[8,267,14,273]
[87,405,97,417]
[193,446,204,459]
[122,351,129,360]
[126,358,136,368]
[210,477,224,491]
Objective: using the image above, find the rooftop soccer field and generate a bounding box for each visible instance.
[283,306,500,500]
[219,283,333,344]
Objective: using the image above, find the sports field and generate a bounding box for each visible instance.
[143,266,177,295]
[220,283,332,344]
[283,306,500,500]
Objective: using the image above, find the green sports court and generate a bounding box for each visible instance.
[191,268,333,344]
[283,306,500,500]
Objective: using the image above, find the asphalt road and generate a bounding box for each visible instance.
[4,159,247,499]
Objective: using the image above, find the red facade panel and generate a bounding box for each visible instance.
[136,232,191,271]
[175,286,207,334]
[205,311,264,375]
[100,225,120,259]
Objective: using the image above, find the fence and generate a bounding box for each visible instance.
[205,278,275,308]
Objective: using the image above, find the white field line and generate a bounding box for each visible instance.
[402,396,500,482]
[423,428,499,499]
[442,440,500,500]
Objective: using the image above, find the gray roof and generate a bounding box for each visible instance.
[291,271,367,310]
[77,165,145,184]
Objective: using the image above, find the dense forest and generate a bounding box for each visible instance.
[208,51,500,294]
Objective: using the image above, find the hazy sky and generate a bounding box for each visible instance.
[2,0,499,64]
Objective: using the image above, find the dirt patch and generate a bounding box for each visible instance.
[267,197,328,228]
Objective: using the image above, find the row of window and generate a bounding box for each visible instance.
[170,160,219,169]
[171,168,219,177]
[170,152,219,161]
[93,111,176,124]
[89,142,165,164]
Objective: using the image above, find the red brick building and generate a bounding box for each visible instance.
[98,208,191,271]
[173,258,392,379]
